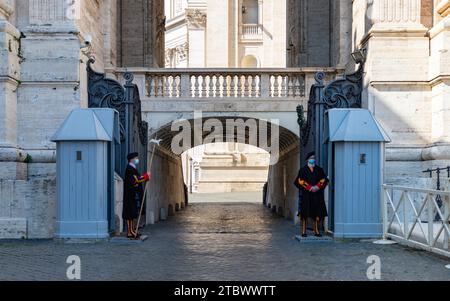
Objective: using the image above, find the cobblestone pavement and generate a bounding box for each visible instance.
[0,194,449,281]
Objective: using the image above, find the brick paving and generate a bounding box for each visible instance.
[0,193,449,281]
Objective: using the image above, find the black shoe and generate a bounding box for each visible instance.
[314,233,323,238]
[301,233,308,238]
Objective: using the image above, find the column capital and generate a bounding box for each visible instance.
[186,8,207,29]
[368,0,427,33]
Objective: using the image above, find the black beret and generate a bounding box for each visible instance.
[127,152,139,161]
[306,151,315,160]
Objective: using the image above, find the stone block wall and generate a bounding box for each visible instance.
[352,0,450,188]
[146,146,187,224]
[266,146,300,222]
[0,178,56,239]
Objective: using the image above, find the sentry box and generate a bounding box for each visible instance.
[51,108,120,239]
[324,109,390,239]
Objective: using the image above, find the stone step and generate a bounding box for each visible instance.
[295,231,334,243]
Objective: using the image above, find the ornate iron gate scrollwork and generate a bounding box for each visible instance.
[87,58,149,178]
[297,64,363,167]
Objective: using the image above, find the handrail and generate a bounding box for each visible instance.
[382,184,450,258]
[383,184,450,196]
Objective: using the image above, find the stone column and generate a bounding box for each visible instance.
[15,0,83,170]
[424,0,450,160]
[0,0,25,178]
[354,0,433,183]
[257,0,263,26]
[187,8,207,67]
[369,0,427,31]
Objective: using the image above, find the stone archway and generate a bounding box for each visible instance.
[143,115,301,225]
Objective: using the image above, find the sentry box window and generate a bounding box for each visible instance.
[360,153,366,164]
[76,151,82,161]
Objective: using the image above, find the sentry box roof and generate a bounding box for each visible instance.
[51,108,120,143]
[324,109,391,143]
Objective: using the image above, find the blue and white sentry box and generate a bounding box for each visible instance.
[51,108,119,239]
[324,109,390,239]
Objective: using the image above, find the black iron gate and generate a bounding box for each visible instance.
[87,58,149,231]
[297,63,364,231]
[297,64,364,168]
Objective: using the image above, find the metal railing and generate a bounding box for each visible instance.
[382,184,450,258]
[113,68,340,101]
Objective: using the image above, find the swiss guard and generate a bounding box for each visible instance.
[123,152,151,239]
[294,151,329,237]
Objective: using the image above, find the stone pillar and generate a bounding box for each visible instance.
[425,0,450,160]
[257,0,263,26]
[369,0,427,31]
[186,8,207,67]
[354,0,438,183]
[15,0,81,169]
[0,0,25,179]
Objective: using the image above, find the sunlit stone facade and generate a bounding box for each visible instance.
[0,0,449,238]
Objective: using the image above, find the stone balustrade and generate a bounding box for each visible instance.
[240,23,262,39]
[114,68,340,101]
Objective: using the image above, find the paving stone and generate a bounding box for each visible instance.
[0,200,448,281]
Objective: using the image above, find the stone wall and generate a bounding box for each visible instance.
[0,178,56,239]
[0,0,115,239]
[352,0,450,188]
[266,146,300,222]
[146,146,187,224]
[118,0,165,67]
[287,0,353,68]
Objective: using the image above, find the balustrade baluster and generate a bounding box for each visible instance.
[147,76,154,97]
[244,76,250,97]
[273,75,280,97]
[194,76,200,97]
[281,75,287,97]
[157,76,163,97]
[201,75,207,98]
[170,76,177,97]
[222,75,228,97]
[208,75,215,98]
[237,75,243,97]
[251,76,257,97]
[164,76,170,97]
[176,75,181,97]
[288,75,294,97]
[230,76,236,98]
[295,77,301,97]
[215,75,221,98]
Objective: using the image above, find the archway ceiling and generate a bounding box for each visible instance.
[151,116,299,155]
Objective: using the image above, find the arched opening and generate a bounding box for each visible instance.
[240,55,259,68]
[144,116,301,226]
[182,142,270,201]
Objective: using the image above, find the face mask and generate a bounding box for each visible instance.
[134,158,140,165]
[308,159,316,166]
